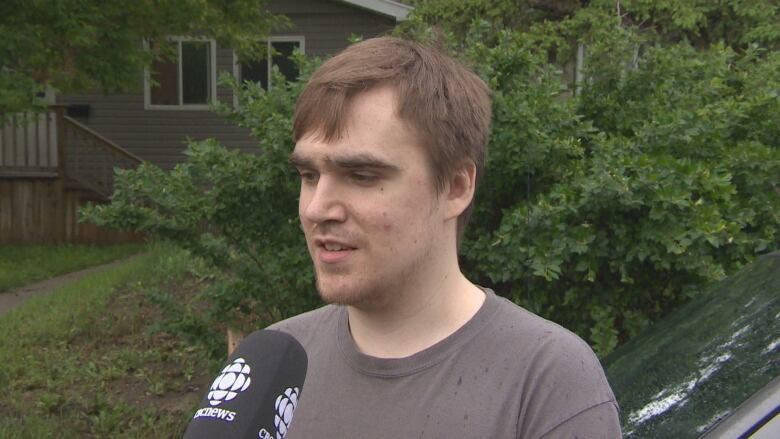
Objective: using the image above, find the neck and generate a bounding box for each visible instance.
[346,249,485,358]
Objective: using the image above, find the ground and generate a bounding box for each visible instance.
[0,250,222,437]
[0,257,139,316]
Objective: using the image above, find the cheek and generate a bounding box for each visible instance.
[381,211,393,233]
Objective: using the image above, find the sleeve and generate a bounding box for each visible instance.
[539,401,622,439]
[514,325,622,438]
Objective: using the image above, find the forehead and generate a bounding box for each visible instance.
[293,86,422,164]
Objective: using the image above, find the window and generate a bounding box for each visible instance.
[145,38,217,109]
[234,37,304,95]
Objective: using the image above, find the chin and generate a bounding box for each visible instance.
[316,284,361,306]
[315,278,377,307]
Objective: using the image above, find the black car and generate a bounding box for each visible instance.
[604,252,780,438]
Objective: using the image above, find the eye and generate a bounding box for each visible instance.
[350,173,379,184]
[297,170,318,184]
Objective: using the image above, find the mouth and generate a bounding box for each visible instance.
[321,242,353,252]
[313,238,356,264]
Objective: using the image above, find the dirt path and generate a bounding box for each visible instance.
[0,254,144,317]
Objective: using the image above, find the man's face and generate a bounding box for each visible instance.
[291,86,448,308]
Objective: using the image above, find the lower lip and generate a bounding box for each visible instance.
[318,248,354,264]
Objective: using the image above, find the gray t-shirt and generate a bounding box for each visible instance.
[268,289,621,438]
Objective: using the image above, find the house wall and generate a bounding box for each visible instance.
[57,0,396,170]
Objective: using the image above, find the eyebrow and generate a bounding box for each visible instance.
[289,151,401,173]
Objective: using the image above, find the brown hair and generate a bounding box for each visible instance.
[293,36,492,238]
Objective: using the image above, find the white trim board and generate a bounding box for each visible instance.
[339,0,412,22]
[143,37,218,111]
[232,36,306,107]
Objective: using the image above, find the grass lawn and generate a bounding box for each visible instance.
[0,245,222,438]
[0,244,146,292]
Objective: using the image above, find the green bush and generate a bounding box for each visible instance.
[82,62,321,331]
[457,10,780,354]
[83,4,780,355]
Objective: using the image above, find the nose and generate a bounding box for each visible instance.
[300,175,347,225]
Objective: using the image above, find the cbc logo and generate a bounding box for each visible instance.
[274,387,300,438]
[208,357,252,406]
[259,387,300,439]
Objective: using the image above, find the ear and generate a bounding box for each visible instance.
[443,161,477,221]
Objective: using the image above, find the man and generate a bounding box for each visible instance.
[271,36,621,438]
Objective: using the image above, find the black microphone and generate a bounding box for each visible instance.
[183,330,307,439]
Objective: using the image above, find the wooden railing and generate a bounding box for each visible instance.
[1,107,145,243]
[1,107,142,197]
[62,115,142,197]
[0,108,62,176]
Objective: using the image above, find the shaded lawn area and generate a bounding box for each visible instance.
[0,244,145,292]
[0,245,222,438]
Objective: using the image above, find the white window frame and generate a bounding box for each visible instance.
[144,37,218,111]
[232,36,305,107]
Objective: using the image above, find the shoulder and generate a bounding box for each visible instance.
[265,304,342,348]
[496,295,612,393]
[490,294,599,361]
[483,294,619,436]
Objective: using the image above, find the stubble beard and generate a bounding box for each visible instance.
[313,241,433,311]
